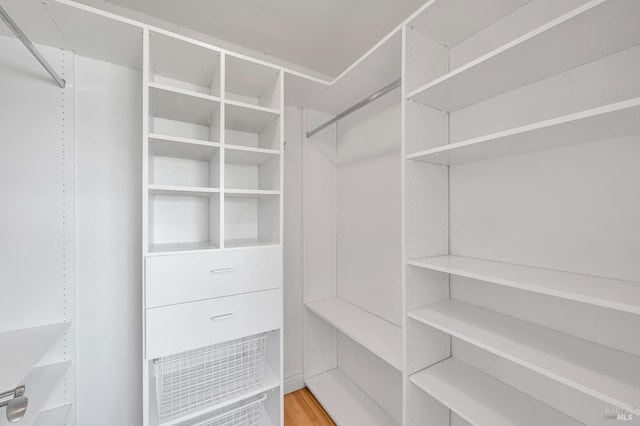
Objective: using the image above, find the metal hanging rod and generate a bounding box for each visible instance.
[306,78,401,138]
[0,5,65,88]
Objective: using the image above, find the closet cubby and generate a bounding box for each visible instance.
[149,30,221,97]
[224,193,280,248]
[224,102,280,149]
[149,136,221,188]
[149,84,221,142]
[404,0,640,424]
[225,54,281,109]
[224,145,280,191]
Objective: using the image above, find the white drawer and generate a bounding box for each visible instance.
[146,288,282,359]
[145,246,282,307]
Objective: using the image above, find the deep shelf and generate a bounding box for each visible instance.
[306,369,397,426]
[408,299,640,413]
[149,134,220,161]
[225,145,280,166]
[407,98,640,165]
[407,0,640,111]
[149,184,220,197]
[407,255,640,314]
[305,297,402,370]
[410,358,582,426]
[149,83,220,126]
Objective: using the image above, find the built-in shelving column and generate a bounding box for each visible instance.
[142,29,284,426]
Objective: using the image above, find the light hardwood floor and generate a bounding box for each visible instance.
[284,388,336,426]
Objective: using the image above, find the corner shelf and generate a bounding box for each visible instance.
[407,98,640,164]
[410,358,582,426]
[0,323,68,391]
[305,297,402,370]
[306,369,397,426]
[408,299,640,413]
[407,255,640,314]
[407,0,640,111]
[33,405,72,426]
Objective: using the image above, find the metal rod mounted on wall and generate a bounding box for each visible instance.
[306,78,401,138]
[0,5,66,88]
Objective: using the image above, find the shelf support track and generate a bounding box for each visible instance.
[0,5,65,89]
[306,78,401,138]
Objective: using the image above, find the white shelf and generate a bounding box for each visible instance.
[225,145,280,166]
[407,0,640,111]
[410,358,582,426]
[150,363,280,426]
[149,134,220,161]
[17,362,71,426]
[224,239,279,249]
[33,405,72,426]
[225,102,279,134]
[224,189,280,198]
[408,299,640,413]
[407,255,640,314]
[305,297,402,370]
[225,54,280,107]
[149,83,220,126]
[407,98,640,165]
[0,323,68,391]
[148,241,220,254]
[149,184,220,197]
[305,369,397,426]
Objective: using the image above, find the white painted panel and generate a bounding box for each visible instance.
[75,55,142,426]
[0,35,74,417]
[283,106,304,391]
[336,88,402,326]
[338,333,403,424]
[450,136,640,282]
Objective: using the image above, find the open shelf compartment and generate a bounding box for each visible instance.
[149,30,221,97]
[408,299,640,413]
[224,102,280,150]
[410,358,582,426]
[224,193,279,248]
[305,297,402,370]
[225,54,281,109]
[224,146,280,192]
[149,84,221,142]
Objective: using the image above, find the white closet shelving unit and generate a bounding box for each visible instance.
[302,29,403,426]
[142,27,284,426]
[403,0,640,425]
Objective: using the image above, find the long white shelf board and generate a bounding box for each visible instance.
[411,358,582,426]
[224,189,280,198]
[18,362,71,426]
[225,103,279,134]
[305,297,402,370]
[407,0,640,111]
[148,241,220,255]
[407,255,640,315]
[407,98,640,165]
[408,299,640,413]
[305,369,397,426]
[149,134,220,161]
[33,405,72,426]
[149,83,220,126]
[223,239,279,249]
[0,323,68,391]
[150,362,279,426]
[148,185,220,197]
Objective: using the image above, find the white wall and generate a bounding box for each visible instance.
[75,55,142,426]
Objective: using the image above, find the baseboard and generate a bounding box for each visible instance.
[284,371,305,394]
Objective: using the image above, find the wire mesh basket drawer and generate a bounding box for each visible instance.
[179,393,266,426]
[155,332,268,421]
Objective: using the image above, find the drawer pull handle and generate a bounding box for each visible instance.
[210,268,234,274]
[210,313,234,321]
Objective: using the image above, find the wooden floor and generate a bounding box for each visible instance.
[284,388,336,426]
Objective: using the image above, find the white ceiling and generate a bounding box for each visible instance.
[79,0,425,77]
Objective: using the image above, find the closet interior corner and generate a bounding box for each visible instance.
[1,0,638,425]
